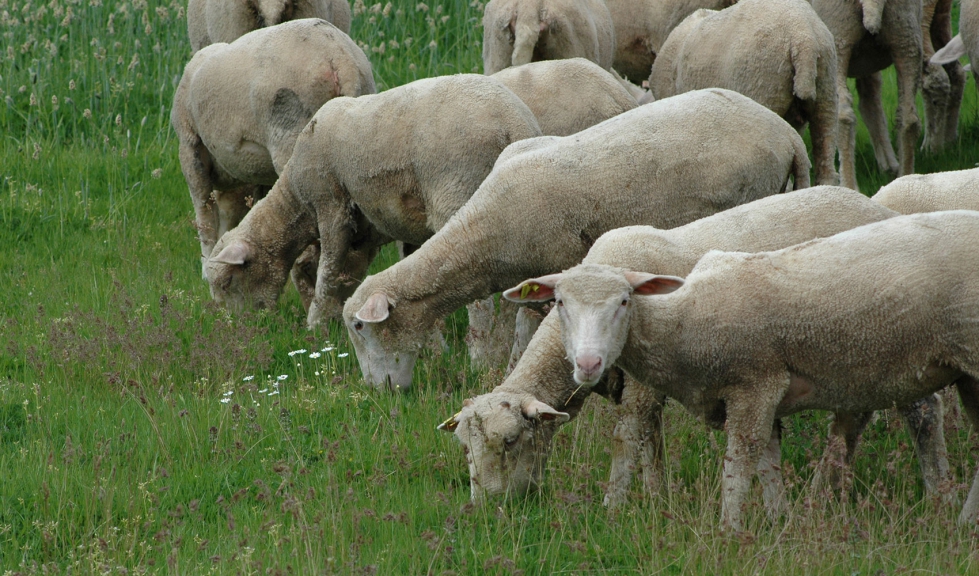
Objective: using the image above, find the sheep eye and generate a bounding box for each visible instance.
[354,321,364,331]
[621,299,628,306]
[556,300,564,307]
[503,436,519,449]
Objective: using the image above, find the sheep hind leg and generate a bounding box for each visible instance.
[855,73,900,174]
[955,376,979,524]
[899,394,952,499]
[890,37,923,177]
[836,46,860,190]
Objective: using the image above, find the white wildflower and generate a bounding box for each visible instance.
[309,352,321,359]
[242,375,254,381]
[338,353,349,358]
[288,349,307,357]
[277,374,288,381]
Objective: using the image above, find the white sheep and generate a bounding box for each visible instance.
[810,0,926,190]
[918,0,967,151]
[171,19,374,291]
[872,167,979,214]
[439,187,948,507]
[481,0,616,75]
[187,0,352,53]
[931,0,978,83]
[342,88,812,390]
[491,58,639,136]
[204,74,543,341]
[604,0,733,84]
[649,0,839,186]
[502,210,979,530]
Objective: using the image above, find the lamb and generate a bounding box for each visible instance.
[649,0,839,185]
[342,88,812,390]
[872,167,979,214]
[438,187,949,508]
[481,0,616,75]
[604,0,734,84]
[500,210,979,529]
[171,18,374,295]
[204,74,543,330]
[187,0,352,53]
[491,58,639,136]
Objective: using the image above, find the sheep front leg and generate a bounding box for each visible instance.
[604,379,665,507]
[811,410,872,494]
[955,376,979,523]
[755,420,787,520]
[720,387,780,532]
[179,137,220,264]
[308,214,352,328]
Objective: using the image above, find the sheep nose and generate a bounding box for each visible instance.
[576,355,603,378]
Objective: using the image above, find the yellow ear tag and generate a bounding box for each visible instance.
[439,412,462,430]
[520,283,540,299]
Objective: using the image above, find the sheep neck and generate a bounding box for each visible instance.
[247,173,318,262]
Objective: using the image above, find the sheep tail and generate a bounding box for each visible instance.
[512,5,542,66]
[790,135,812,191]
[859,0,886,35]
[790,42,819,101]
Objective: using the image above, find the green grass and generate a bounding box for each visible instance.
[2,0,979,573]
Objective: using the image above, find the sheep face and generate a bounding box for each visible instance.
[505,264,683,386]
[206,234,291,312]
[438,393,569,501]
[343,292,420,391]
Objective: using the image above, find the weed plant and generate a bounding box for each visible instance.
[2,0,979,573]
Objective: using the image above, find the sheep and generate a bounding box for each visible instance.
[171,19,374,295]
[649,0,839,186]
[918,0,967,151]
[481,0,616,75]
[439,187,950,508]
[501,210,979,530]
[604,0,734,84]
[187,0,352,53]
[931,0,977,80]
[872,167,979,214]
[204,74,544,335]
[810,0,924,190]
[342,88,812,391]
[491,58,639,136]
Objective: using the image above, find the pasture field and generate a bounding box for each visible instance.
[2,0,979,573]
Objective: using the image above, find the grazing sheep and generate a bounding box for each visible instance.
[482,0,616,75]
[919,0,967,151]
[604,0,734,84]
[342,88,811,390]
[440,187,948,507]
[649,0,839,185]
[187,0,352,53]
[810,0,922,190]
[171,19,374,283]
[204,74,543,332]
[930,0,978,82]
[504,211,979,530]
[492,58,638,136]
[872,167,979,214]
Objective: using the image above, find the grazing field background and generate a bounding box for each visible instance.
[2,0,979,573]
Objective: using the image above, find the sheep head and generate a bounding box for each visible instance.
[438,393,569,502]
[206,231,292,312]
[504,264,683,386]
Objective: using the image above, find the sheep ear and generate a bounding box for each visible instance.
[931,35,966,65]
[355,293,391,323]
[437,411,463,432]
[623,272,684,296]
[502,274,562,303]
[211,241,251,266]
[522,399,570,423]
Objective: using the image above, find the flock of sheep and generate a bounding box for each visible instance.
[173,0,979,531]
